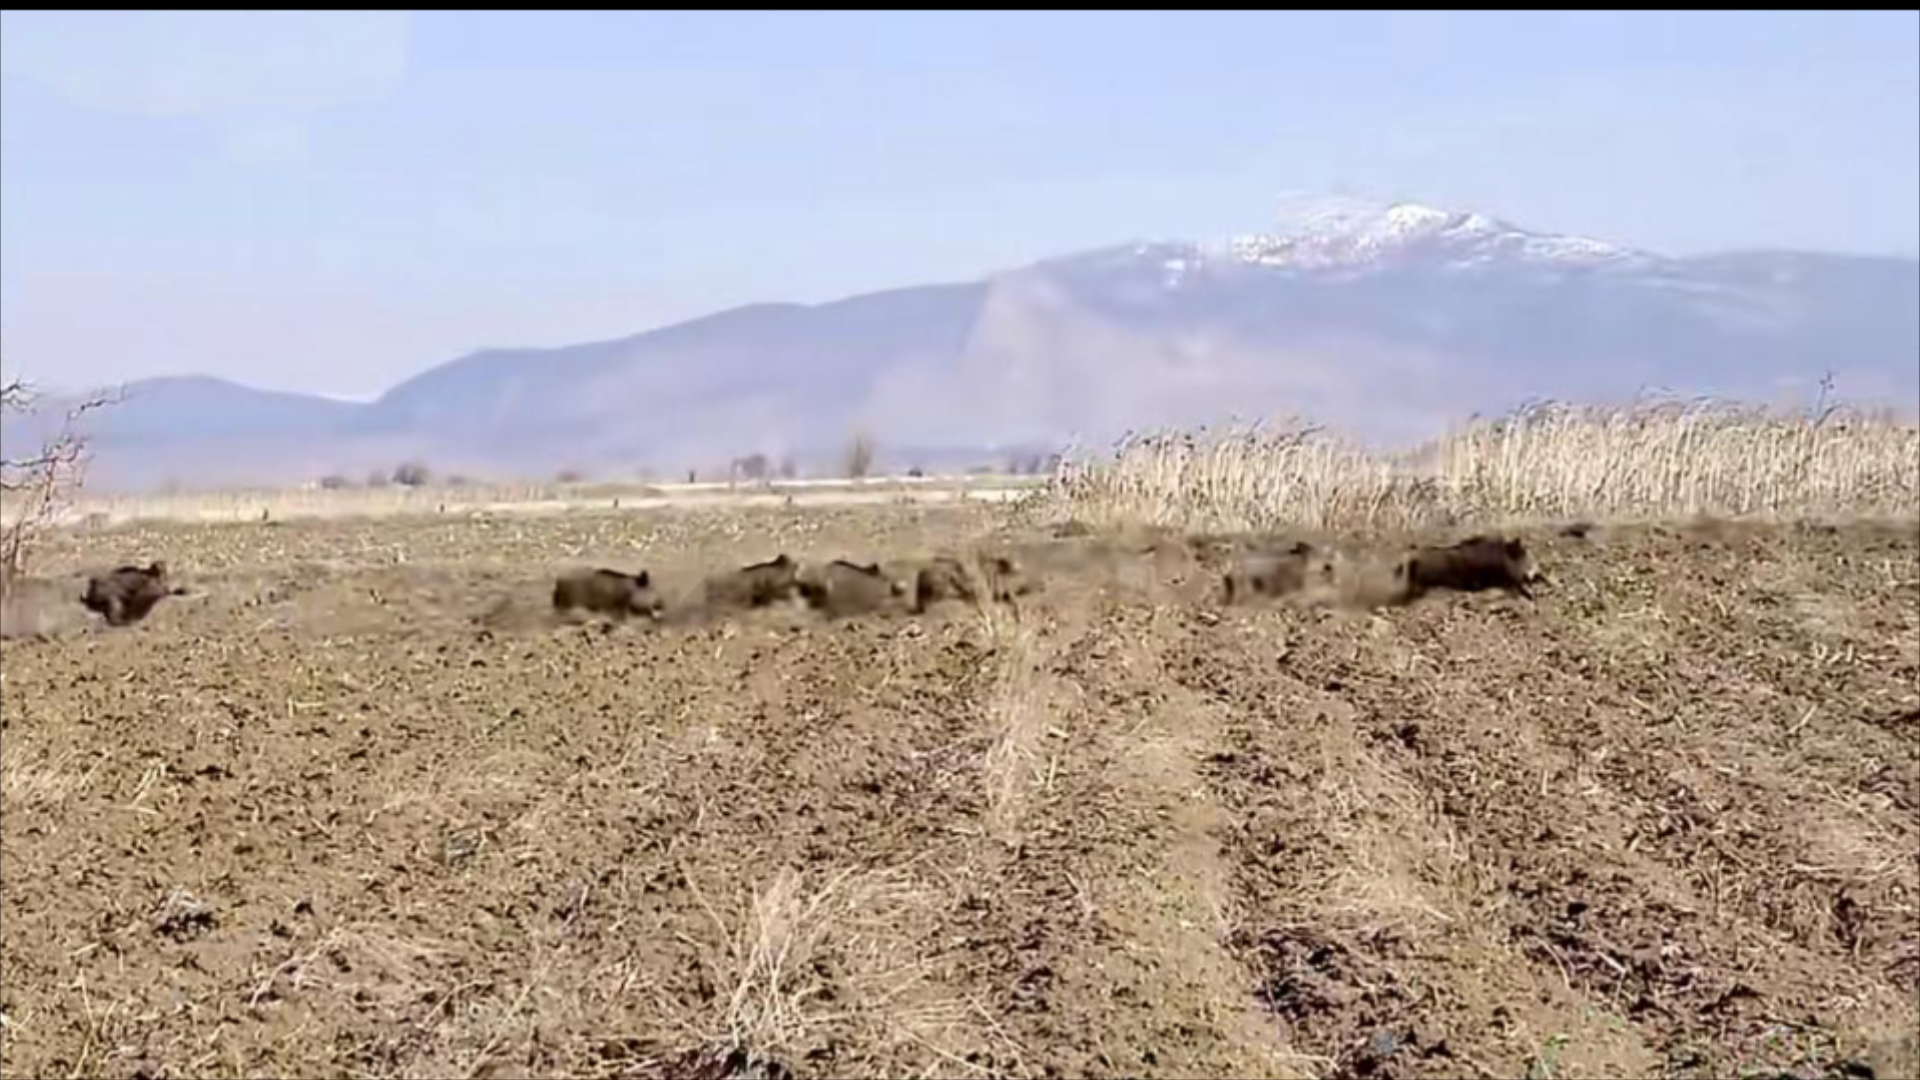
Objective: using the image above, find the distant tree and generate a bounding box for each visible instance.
[1,372,116,585]
[391,461,432,488]
[844,430,876,479]
[318,474,354,490]
[555,468,585,484]
[734,453,770,483]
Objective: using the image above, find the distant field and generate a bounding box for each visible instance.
[25,473,1048,528]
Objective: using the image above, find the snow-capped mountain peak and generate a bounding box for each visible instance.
[1214,195,1656,275]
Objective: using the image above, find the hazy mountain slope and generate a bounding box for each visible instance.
[9,199,1914,491]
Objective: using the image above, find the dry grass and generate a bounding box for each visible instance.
[247,923,447,1012]
[1439,400,1920,521]
[683,865,977,1075]
[976,603,1059,842]
[1050,427,1411,533]
[0,744,99,813]
[1049,400,1920,533]
[711,867,857,1054]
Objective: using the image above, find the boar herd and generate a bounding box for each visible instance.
[550,549,1040,625]
[18,528,1545,637]
[549,529,1542,630]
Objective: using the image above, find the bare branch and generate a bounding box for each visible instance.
[1,378,36,412]
[0,373,120,587]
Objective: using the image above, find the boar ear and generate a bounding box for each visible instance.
[636,570,650,587]
[1505,538,1524,558]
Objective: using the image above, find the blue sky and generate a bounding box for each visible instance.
[3,10,1916,398]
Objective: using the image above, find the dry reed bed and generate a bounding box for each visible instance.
[1048,400,1920,533]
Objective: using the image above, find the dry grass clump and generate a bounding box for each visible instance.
[1049,426,1420,534]
[1438,399,1919,521]
[980,614,1049,840]
[684,866,972,1071]
[0,744,100,813]
[1048,399,1919,532]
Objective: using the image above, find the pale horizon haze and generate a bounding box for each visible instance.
[3,10,1916,400]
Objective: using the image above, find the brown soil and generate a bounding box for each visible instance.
[2,508,1915,1080]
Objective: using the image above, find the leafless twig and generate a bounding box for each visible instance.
[1,372,121,586]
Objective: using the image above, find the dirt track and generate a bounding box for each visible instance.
[2,508,1916,1080]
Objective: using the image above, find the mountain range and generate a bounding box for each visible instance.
[7,197,1916,492]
